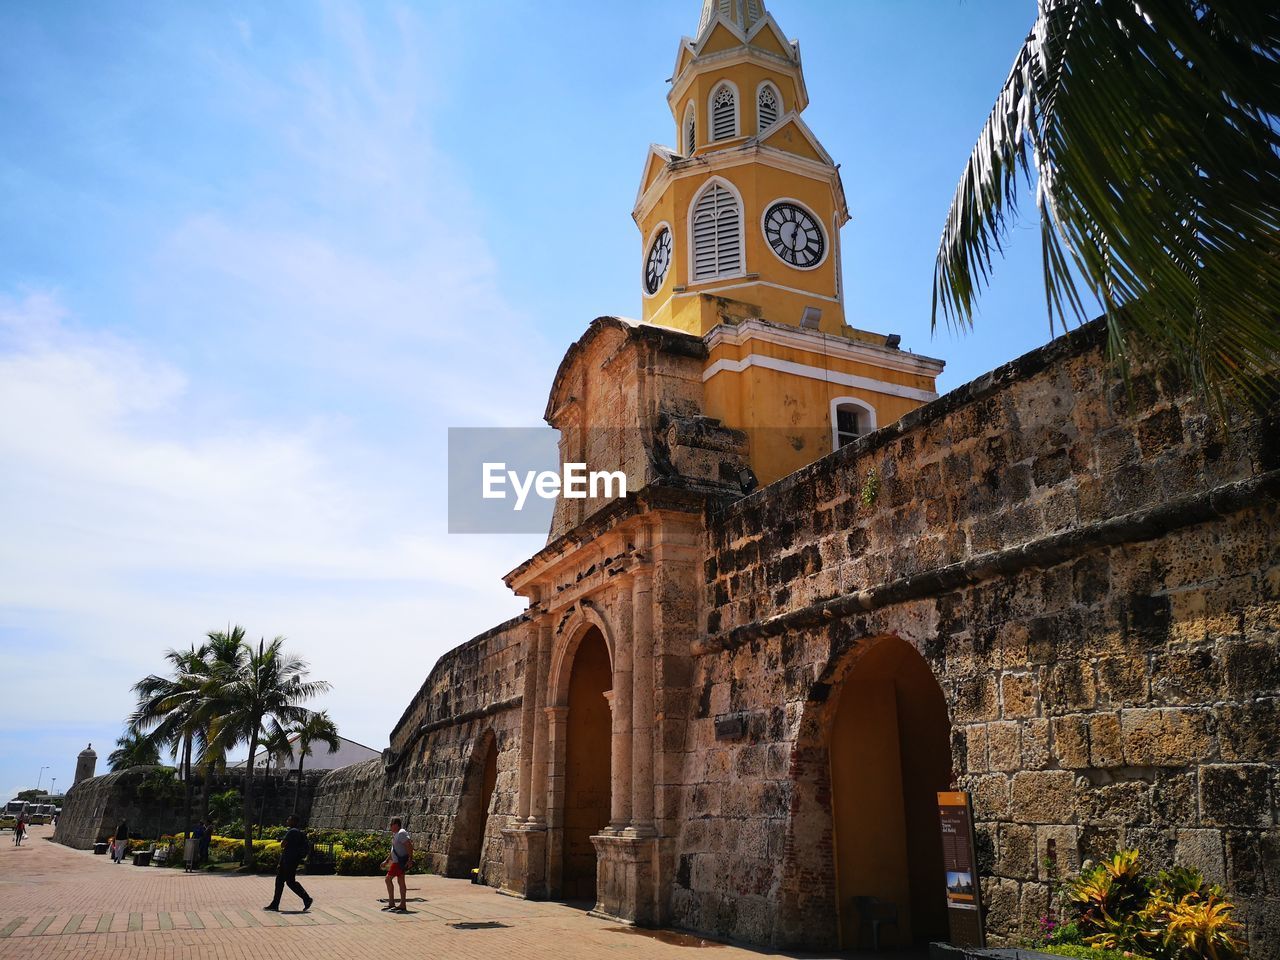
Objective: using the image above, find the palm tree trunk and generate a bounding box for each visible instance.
[200,756,212,823]
[242,729,259,869]
[293,750,305,816]
[181,734,193,841]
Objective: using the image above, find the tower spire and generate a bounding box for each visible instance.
[697,0,768,39]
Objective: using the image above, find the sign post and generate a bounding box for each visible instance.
[937,790,985,947]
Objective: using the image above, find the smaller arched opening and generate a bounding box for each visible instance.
[830,637,952,948]
[683,101,697,155]
[445,730,499,879]
[756,81,780,134]
[709,81,739,141]
[831,397,877,451]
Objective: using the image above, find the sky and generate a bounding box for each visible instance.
[0,0,1064,801]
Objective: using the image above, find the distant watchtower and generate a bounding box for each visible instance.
[73,743,97,785]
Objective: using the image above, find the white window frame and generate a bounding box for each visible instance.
[707,80,740,142]
[830,396,877,451]
[688,176,746,284]
[755,80,781,135]
[683,101,697,155]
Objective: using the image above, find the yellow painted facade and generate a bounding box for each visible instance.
[634,0,946,484]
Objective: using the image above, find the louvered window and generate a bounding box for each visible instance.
[758,85,779,132]
[711,85,736,141]
[692,183,742,281]
[684,104,696,154]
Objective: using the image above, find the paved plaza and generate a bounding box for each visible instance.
[0,826,911,959]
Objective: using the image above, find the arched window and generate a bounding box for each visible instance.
[831,398,876,450]
[710,83,737,141]
[691,181,742,281]
[757,83,780,133]
[684,102,696,155]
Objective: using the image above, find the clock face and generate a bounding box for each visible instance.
[645,227,672,295]
[763,202,825,268]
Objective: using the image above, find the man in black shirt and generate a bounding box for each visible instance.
[264,815,313,912]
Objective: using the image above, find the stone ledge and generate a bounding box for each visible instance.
[700,468,1280,653]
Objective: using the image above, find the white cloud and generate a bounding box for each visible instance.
[0,3,560,795]
[0,290,537,752]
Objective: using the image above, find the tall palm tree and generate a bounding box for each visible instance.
[282,710,341,815]
[209,637,329,869]
[130,646,207,839]
[107,730,162,771]
[934,0,1280,409]
[193,627,250,823]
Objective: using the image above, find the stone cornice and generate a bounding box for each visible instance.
[703,317,945,378]
[633,143,844,226]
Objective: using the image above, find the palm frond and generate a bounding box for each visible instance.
[935,0,1280,409]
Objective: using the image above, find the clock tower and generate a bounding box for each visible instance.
[634,0,944,485]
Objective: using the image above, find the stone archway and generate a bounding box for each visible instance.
[777,633,952,951]
[558,625,612,902]
[829,636,952,948]
[446,730,498,879]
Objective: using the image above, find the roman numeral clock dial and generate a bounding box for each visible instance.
[644,226,672,295]
[764,202,825,268]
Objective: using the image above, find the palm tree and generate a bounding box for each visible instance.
[193,627,250,823]
[107,730,162,771]
[130,646,208,839]
[934,0,1280,409]
[283,710,341,815]
[209,637,329,869]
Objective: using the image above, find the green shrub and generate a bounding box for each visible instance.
[1038,946,1131,960]
[207,789,241,827]
[1055,849,1245,960]
[336,850,387,875]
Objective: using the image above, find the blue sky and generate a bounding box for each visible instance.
[0,0,1060,800]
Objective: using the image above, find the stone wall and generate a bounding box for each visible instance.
[689,323,1279,953]
[55,767,323,849]
[309,616,528,885]
[295,320,1277,954]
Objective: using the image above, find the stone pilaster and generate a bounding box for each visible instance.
[630,552,656,834]
[610,584,634,831]
[529,620,553,825]
[517,609,541,822]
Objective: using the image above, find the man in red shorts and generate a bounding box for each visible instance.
[382,817,413,912]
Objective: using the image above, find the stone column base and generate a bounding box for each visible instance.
[589,833,661,926]
[500,824,547,900]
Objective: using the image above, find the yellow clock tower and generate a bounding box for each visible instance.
[634,0,945,485]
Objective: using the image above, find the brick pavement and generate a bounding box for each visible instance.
[0,827,884,959]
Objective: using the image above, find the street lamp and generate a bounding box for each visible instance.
[36,766,49,791]
[50,778,57,795]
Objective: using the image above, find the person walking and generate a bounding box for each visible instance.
[264,815,312,913]
[112,819,128,863]
[381,817,414,912]
[194,820,211,866]
[12,815,25,846]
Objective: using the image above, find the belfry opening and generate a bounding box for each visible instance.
[829,637,952,948]
[560,626,612,902]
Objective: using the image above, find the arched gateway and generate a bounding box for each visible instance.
[781,635,952,949]
[556,625,612,901]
